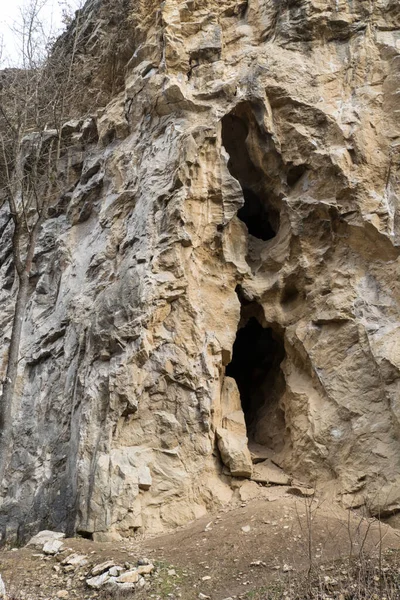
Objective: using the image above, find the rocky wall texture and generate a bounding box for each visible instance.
[1,0,400,541]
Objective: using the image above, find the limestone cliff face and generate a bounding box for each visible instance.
[1,0,400,541]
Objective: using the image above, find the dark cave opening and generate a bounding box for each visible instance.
[226,316,286,451]
[76,530,94,540]
[221,112,278,241]
[238,188,277,241]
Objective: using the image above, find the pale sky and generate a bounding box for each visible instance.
[0,0,82,66]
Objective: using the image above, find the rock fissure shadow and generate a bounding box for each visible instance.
[226,308,286,452]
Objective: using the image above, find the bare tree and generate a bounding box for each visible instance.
[0,0,83,484]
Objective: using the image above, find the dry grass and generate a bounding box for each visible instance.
[245,551,400,600]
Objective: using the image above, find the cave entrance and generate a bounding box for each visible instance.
[238,188,276,241]
[226,315,286,452]
[221,109,279,241]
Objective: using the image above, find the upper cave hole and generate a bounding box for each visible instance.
[226,314,286,451]
[238,188,276,241]
[221,113,259,186]
[221,111,278,241]
[281,281,300,307]
[287,164,307,188]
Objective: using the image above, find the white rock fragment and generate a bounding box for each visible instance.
[27,531,65,548]
[86,572,110,589]
[61,553,88,568]
[117,582,137,591]
[91,560,115,576]
[43,539,64,555]
[108,566,124,577]
[138,466,152,490]
[102,577,117,590]
[136,577,146,588]
[0,574,6,599]
[241,525,251,533]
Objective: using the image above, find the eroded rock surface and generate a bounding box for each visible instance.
[1,0,400,540]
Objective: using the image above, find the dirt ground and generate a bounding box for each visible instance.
[1,486,400,600]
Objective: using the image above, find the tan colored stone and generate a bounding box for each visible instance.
[248,443,274,464]
[137,564,154,575]
[222,410,247,436]
[216,428,253,478]
[116,569,139,584]
[221,377,242,416]
[92,531,122,543]
[239,480,262,502]
[251,461,291,486]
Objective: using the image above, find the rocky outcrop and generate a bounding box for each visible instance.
[1,0,400,541]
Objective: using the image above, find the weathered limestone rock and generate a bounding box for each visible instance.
[86,573,110,589]
[137,564,155,575]
[238,480,262,503]
[248,443,274,464]
[91,561,116,577]
[216,376,251,475]
[108,566,124,577]
[43,539,64,555]
[116,569,140,584]
[138,466,152,491]
[108,580,137,592]
[251,460,291,486]
[27,531,65,548]
[1,0,400,541]
[217,428,253,477]
[216,376,242,426]
[222,410,247,436]
[61,554,88,568]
